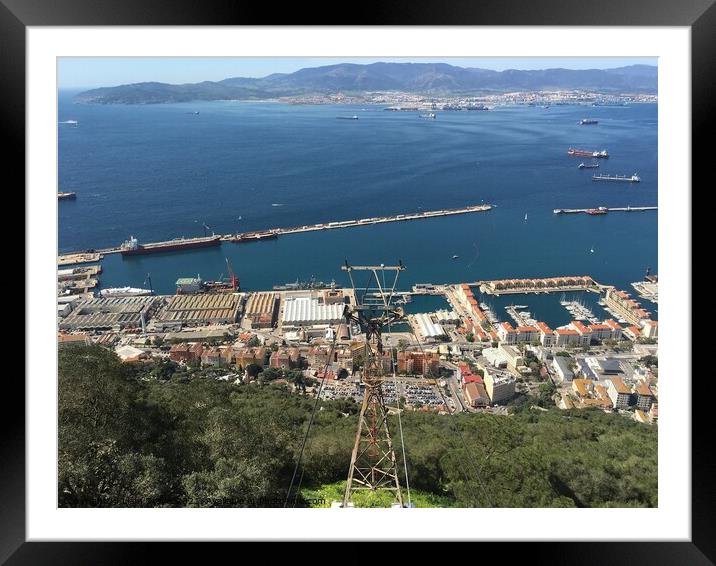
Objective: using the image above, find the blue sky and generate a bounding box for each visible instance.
[58,57,657,89]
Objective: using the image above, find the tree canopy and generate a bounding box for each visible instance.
[59,345,658,508]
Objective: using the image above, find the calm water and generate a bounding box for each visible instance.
[58,92,657,326]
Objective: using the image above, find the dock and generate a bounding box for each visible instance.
[58,252,103,266]
[631,280,658,303]
[57,265,102,281]
[61,204,493,258]
[553,206,657,215]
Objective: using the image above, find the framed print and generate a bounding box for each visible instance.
[6,0,711,562]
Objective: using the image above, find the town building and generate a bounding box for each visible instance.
[571,378,593,398]
[641,320,658,339]
[201,347,227,366]
[552,356,575,383]
[606,377,632,409]
[604,288,652,327]
[498,343,524,370]
[483,371,516,404]
[554,327,582,347]
[169,342,204,362]
[634,383,656,411]
[397,350,440,376]
[463,381,490,408]
[537,321,556,347]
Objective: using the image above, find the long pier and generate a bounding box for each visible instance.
[222,204,493,242]
[553,206,657,215]
[61,204,493,259]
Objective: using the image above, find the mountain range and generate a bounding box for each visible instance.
[73,62,658,104]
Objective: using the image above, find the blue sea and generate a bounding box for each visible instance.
[58,91,657,327]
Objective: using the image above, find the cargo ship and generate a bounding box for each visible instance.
[578,162,600,169]
[419,113,437,119]
[273,276,336,291]
[336,115,358,120]
[58,192,77,200]
[568,148,609,158]
[120,234,221,256]
[579,119,599,125]
[592,173,641,183]
[586,207,609,215]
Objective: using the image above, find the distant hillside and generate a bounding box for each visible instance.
[74,62,657,104]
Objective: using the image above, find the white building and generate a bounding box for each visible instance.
[282,296,344,328]
[552,356,574,383]
[607,377,632,409]
[484,372,516,404]
[414,313,445,339]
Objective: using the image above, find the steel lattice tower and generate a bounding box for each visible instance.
[341,261,406,508]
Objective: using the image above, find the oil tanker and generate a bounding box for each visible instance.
[568,147,609,158]
[120,235,221,256]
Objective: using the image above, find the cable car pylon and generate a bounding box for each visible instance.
[341,261,406,508]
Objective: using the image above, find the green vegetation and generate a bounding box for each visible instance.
[59,345,658,508]
[300,481,456,508]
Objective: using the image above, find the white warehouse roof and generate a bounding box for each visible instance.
[282,296,344,325]
[415,313,444,338]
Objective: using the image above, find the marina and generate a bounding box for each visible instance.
[560,296,600,324]
[479,302,500,324]
[505,304,537,327]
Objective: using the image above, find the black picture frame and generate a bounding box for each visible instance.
[5,0,708,562]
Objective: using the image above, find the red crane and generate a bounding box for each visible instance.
[225,257,239,291]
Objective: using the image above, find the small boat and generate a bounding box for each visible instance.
[524,213,528,222]
[452,255,459,259]
[590,246,595,253]
[337,115,359,120]
[578,162,600,169]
